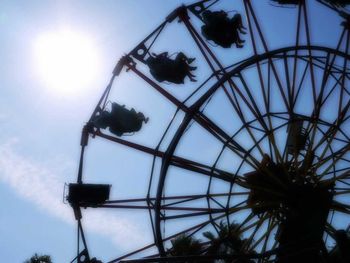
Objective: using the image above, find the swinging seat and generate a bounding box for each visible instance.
[93,103,148,136]
[68,183,110,207]
[201,10,246,48]
[146,52,197,84]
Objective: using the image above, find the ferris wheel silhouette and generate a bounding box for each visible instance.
[66,1,350,262]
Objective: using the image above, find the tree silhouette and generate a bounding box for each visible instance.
[203,222,255,263]
[24,253,52,263]
[168,234,204,258]
[167,222,257,262]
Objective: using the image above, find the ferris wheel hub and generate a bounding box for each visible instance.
[244,155,334,214]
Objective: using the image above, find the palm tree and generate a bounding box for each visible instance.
[168,234,204,261]
[203,222,255,263]
[24,253,52,263]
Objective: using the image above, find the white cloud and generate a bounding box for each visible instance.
[0,139,148,250]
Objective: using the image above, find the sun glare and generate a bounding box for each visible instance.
[34,29,100,95]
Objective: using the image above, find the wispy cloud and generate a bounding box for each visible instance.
[0,139,148,250]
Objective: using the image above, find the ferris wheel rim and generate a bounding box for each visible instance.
[153,44,350,257]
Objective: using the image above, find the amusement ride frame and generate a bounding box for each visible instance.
[69,1,350,262]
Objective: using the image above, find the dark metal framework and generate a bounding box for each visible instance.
[70,0,350,262]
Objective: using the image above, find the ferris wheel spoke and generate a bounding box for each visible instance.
[243,0,279,125]
[312,53,333,120]
[300,3,328,119]
[253,57,275,161]
[243,0,291,121]
[241,213,270,251]
[291,3,303,105]
[180,9,260,142]
[161,208,236,241]
[337,37,350,119]
[339,177,350,185]
[299,53,350,123]
[161,211,221,221]
[325,222,338,237]
[209,198,226,214]
[95,130,246,183]
[325,169,350,184]
[260,217,278,256]
[313,54,347,76]
[216,208,256,231]
[100,203,228,213]
[212,81,267,159]
[180,10,270,157]
[335,189,350,195]
[162,196,248,213]
[161,200,251,221]
[181,12,223,73]
[312,130,344,172]
[292,61,310,107]
[243,0,268,55]
[319,159,350,183]
[170,155,244,183]
[320,75,342,109]
[173,153,244,183]
[234,74,267,127]
[165,25,266,167]
[163,199,253,221]
[301,2,317,109]
[238,213,269,236]
[313,100,350,150]
[244,1,291,114]
[299,55,350,82]
[98,204,152,210]
[283,52,294,110]
[249,220,279,253]
[106,193,249,206]
[218,81,266,158]
[337,25,348,52]
[264,59,290,115]
[127,64,190,112]
[321,166,350,178]
[225,82,269,158]
[334,186,350,191]
[193,112,260,169]
[163,192,249,208]
[236,73,271,128]
[291,53,339,115]
[237,73,285,163]
[312,103,350,167]
[207,78,273,165]
[160,206,226,213]
[181,7,270,122]
[331,200,350,215]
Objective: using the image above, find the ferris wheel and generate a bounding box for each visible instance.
[67,0,350,262]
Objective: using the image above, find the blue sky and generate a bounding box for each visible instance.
[0,0,348,262]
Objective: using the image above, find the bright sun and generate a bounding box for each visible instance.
[34,29,100,95]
